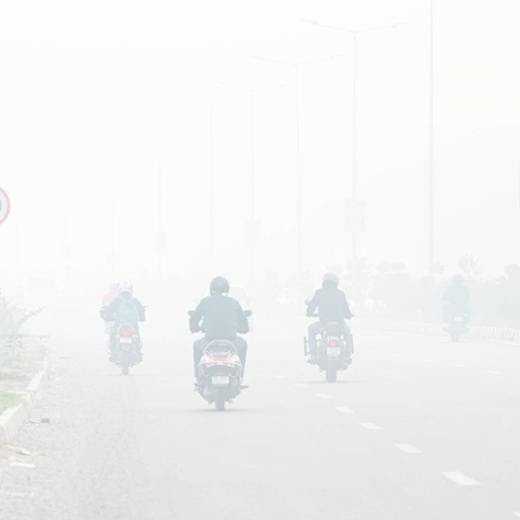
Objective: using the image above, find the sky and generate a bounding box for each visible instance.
[0,0,519,290]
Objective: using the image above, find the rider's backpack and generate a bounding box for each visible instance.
[115,298,140,323]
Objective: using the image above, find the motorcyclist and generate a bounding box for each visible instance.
[100,282,145,361]
[190,276,250,377]
[306,273,354,363]
[101,283,121,335]
[442,275,470,322]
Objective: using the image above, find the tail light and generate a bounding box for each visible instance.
[329,338,338,347]
[213,354,232,362]
[120,326,133,338]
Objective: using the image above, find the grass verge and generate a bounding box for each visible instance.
[0,390,23,413]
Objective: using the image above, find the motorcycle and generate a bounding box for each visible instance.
[446,313,469,342]
[111,323,142,376]
[195,340,244,411]
[304,318,352,383]
[189,310,251,411]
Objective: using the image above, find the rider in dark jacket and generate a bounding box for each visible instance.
[442,275,470,322]
[306,273,353,362]
[190,277,249,375]
[100,282,145,360]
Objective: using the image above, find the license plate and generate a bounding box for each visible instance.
[212,375,230,386]
[120,338,133,344]
[327,347,341,357]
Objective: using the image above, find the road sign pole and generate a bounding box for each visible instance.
[0,188,11,225]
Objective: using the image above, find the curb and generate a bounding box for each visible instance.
[359,319,520,345]
[0,359,48,446]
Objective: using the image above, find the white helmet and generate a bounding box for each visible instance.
[119,281,133,295]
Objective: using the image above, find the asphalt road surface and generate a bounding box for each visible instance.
[1,312,520,519]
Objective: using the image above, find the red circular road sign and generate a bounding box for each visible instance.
[0,188,11,225]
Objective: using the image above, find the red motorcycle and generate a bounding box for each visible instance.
[112,324,142,376]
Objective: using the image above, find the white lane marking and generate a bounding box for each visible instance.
[336,406,354,414]
[0,490,34,498]
[423,359,434,363]
[395,443,422,455]
[442,471,480,487]
[513,513,520,518]
[9,462,36,469]
[316,393,332,400]
[486,370,502,375]
[293,383,309,389]
[272,374,285,380]
[454,364,466,368]
[360,422,383,431]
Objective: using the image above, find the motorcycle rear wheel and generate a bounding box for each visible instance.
[215,390,226,411]
[326,364,337,383]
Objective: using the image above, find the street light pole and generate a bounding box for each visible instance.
[209,107,215,272]
[218,82,260,283]
[249,91,256,227]
[253,54,342,273]
[157,169,163,280]
[219,80,289,283]
[294,64,302,273]
[249,90,257,283]
[428,0,435,273]
[351,32,359,261]
[302,19,405,265]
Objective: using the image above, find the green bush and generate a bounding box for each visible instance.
[0,291,42,366]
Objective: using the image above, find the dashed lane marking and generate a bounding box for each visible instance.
[442,471,481,487]
[9,462,36,469]
[0,490,34,498]
[513,512,520,518]
[336,406,354,414]
[486,370,502,375]
[293,383,310,389]
[395,443,422,454]
[316,393,332,400]
[272,374,285,380]
[360,422,383,431]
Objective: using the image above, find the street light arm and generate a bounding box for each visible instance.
[217,81,251,93]
[301,18,348,32]
[252,54,344,68]
[218,80,293,94]
[356,21,407,34]
[301,17,407,35]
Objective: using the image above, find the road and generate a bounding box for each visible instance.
[1,311,520,519]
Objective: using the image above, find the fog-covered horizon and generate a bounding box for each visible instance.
[1,0,519,283]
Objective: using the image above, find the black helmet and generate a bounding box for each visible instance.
[210,276,230,295]
[452,274,465,286]
[322,272,339,288]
